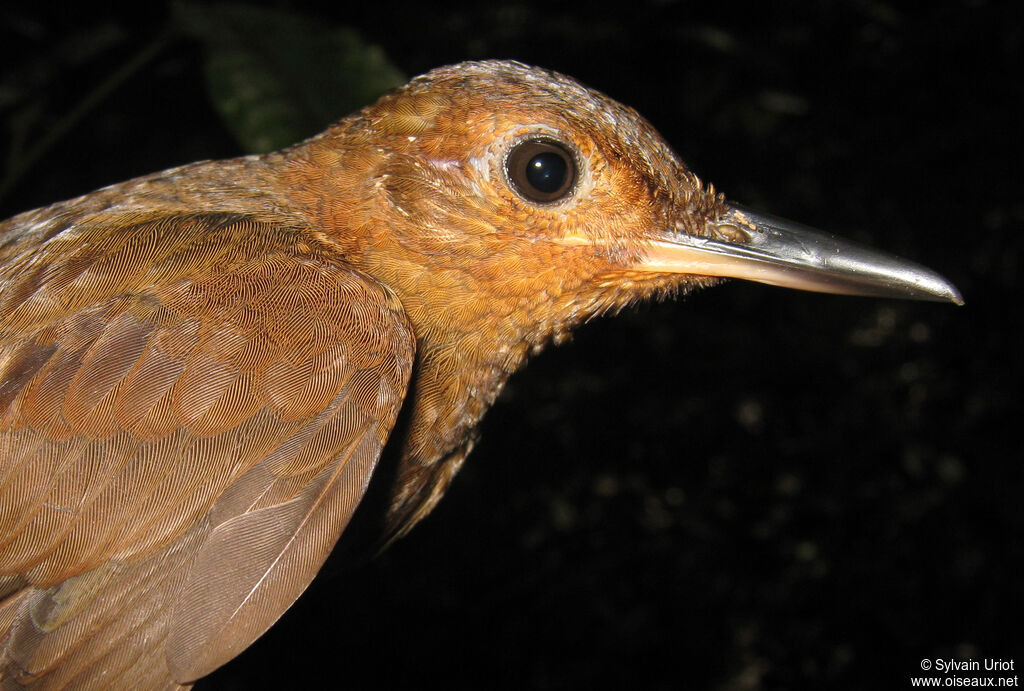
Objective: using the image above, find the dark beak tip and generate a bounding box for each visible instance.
[721,205,966,306]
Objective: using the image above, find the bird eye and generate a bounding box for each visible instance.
[506,138,577,203]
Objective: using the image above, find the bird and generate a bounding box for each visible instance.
[0,60,960,689]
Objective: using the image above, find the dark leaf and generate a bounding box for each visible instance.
[174,3,404,153]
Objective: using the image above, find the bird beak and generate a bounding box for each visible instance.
[638,205,964,304]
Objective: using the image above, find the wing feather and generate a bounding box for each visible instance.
[0,213,416,687]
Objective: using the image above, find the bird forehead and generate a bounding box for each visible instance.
[391,61,662,160]
[414,60,614,115]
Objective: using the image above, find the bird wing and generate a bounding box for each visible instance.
[0,213,415,686]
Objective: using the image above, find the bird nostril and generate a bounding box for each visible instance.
[715,222,752,244]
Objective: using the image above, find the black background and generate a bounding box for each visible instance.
[1,2,1020,689]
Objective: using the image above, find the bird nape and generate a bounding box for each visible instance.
[0,60,959,689]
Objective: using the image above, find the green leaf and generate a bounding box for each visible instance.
[174,3,405,153]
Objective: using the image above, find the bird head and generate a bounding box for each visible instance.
[279,59,960,539]
[284,59,961,353]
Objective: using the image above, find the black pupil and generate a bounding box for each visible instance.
[507,138,575,203]
[526,152,568,194]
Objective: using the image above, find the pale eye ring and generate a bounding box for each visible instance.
[505,138,577,203]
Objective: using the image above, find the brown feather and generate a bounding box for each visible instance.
[1,213,414,687]
[0,60,741,687]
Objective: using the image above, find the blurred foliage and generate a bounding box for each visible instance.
[0,5,401,203]
[0,18,169,202]
[173,3,404,153]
